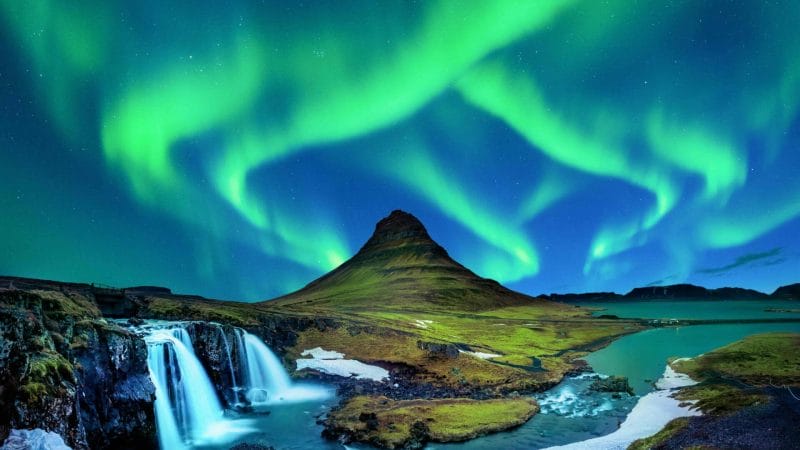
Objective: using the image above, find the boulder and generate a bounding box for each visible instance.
[589,375,634,395]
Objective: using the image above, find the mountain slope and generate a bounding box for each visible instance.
[267,210,546,311]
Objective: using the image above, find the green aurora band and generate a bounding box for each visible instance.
[2,0,800,297]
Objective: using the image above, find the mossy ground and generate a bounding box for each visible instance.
[144,296,262,326]
[327,395,538,448]
[675,383,767,416]
[20,351,75,402]
[672,332,800,386]
[287,305,637,391]
[628,417,690,450]
[632,333,800,449]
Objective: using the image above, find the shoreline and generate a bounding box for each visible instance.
[541,363,700,450]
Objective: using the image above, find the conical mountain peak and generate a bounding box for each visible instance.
[360,210,438,253]
[268,210,541,310]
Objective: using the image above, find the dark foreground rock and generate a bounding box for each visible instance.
[0,289,155,449]
[657,387,800,449]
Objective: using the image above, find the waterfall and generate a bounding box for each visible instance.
[242,332,293,403]
[238,330,330,405]
[138,321,330,449]
[217,326,239,403]
[143,324,255,449]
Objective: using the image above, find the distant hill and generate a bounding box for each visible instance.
[625,284,769,300]
[772,283,800,299]
[540,283,800,303]
[266,210,550,311]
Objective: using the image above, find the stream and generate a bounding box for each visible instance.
[135,300,800,449]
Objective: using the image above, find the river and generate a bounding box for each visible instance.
[208,301,800,449]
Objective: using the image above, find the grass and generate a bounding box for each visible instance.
[675,383,767,416]
[673,333,800,387]
[634,333,800,449]
[327,395,538,448]
[145,296,261,326]
[286,305,636,391]
[628,417,690,450]
[20,351,75,402]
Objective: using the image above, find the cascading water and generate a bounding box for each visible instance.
[242,332,292,403]
[143,324,255,449]
[136,321,331,449]
[238,330,331,405]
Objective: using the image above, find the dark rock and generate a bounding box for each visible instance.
[0,289,156,449]
[228,443,275,450]
[126,317,144,326]
[183,321,243,406]
[358,412,379,430]
[589,376,633,395]
[416,341,460,359]
[407,421,431,449]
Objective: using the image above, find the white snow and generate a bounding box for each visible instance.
[296,347,389,382]
[542,363,700,450]
[412,319,433,329]
[656,360,696,389]
[301,347,345,359]
[458,350,501,359]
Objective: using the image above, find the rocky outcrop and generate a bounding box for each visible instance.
[0,289,155,449]
[589,376,634,396]
[416,341,460,359]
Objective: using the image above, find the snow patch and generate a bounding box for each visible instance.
[458,350,501,359]
[656,360,696,389]
[296,347,389,382]
[301,347,345,359]
[542,364,700,450]
[412,319,433,329]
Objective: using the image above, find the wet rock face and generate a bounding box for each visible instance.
[0,290,156,449]
[184,322,244,406]
[72,325,156,449]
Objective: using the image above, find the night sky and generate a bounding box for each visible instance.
[1,1,799,301]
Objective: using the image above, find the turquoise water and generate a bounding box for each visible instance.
[203,398,342,450]
[579,299,800,320]
[585,322,800,395]
[225,301,800,449]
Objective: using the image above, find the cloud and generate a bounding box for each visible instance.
[696,247,783,275]
[644,274,679,287]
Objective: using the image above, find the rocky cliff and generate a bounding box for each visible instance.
[0,288,156,449]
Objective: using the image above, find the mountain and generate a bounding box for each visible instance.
[625,284,769,300]
[772,283,800,299]
[267,210,546,311]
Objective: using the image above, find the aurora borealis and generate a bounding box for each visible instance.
[1,1,799,300]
